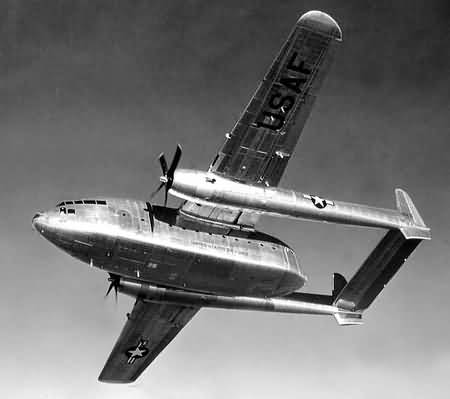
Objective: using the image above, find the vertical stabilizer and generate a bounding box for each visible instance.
[332,273,347,300]
[395,189,431,240]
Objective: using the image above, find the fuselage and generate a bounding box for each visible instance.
[32,198,305,297]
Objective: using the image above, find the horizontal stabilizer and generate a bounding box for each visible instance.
[334,312,363,326]
[395,189,431,240]
[333,229,424,312]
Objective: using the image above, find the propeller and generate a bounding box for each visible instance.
[144,201,155,232]
[105,273,120,303]
[150,144,182,206]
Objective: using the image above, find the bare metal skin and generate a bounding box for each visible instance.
[33,198,304,297]
[31,10,431,383]
[171,169,430,237]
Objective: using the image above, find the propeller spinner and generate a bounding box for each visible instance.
[150,144,182,206]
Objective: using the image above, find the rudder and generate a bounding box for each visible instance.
[395,189,431,240]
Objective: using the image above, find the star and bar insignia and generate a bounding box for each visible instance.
[126,339,149,365]
[303,194,335,209]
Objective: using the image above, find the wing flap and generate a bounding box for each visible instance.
[98,299,199,383]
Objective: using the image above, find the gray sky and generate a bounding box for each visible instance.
[1,1,449,398]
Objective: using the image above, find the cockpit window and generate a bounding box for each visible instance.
[56,199,107,206]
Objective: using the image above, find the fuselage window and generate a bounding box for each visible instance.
[68,209,75,214]
[57,200,107,206]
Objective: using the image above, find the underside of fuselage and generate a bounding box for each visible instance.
[33,198,306,297]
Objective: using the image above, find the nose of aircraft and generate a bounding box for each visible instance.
[32,212,46,232]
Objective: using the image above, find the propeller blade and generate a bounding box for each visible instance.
[151,145,182,206]
[158,153,168,176]
[164,186,168,207]
[145,201,155,232]
[105,282,114,297]
[150,181,165,200]
[149,212,154,232]
[167,144,182,179]
[105,273,120,304]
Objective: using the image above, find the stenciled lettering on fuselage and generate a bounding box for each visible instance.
[255,51,311,131]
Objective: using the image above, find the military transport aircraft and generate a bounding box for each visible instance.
[32,11,431,383]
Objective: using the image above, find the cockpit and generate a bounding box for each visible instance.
[56,199,108,214]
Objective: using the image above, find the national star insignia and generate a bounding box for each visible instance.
[126,340,149,365]
[303,194,334,209]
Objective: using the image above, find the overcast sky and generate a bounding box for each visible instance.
[1,1,449,398]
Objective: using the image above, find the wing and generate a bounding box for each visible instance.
[98,299,199,383]
[180,11,342,229]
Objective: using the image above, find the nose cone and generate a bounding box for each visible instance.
[32,212,47,233]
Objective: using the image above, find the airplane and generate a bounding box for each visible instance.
[32,11,431,383]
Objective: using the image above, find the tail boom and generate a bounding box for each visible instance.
[172,170,430,237]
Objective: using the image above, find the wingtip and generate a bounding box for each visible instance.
[98,375,135,384]
[298,10,342,41]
